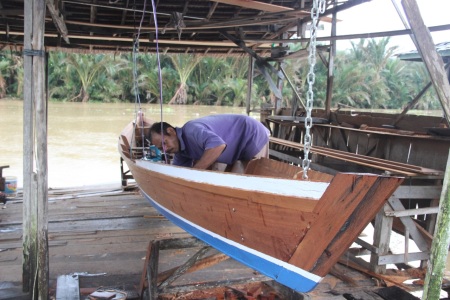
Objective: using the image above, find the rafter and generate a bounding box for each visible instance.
[211,0,293,13]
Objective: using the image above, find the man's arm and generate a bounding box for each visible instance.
[192,144,226,169]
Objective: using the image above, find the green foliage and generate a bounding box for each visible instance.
[0,38,444,111]
[0,52,23,98]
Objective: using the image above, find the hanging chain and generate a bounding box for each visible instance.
[302,0,326,179]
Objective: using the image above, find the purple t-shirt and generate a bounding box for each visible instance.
[173,114,269,167]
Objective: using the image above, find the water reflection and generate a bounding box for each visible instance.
[0,100,257,188]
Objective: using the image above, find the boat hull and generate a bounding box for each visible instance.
[119,121,404,293]
[141,188,321,292]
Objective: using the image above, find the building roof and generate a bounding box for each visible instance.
[397,41,450,63]
[0,0,368,56]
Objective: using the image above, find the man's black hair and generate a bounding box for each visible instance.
[149,122,175,135]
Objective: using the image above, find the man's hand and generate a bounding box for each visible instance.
[193,144,226,169]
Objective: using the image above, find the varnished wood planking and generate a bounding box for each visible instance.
[246,157,334,182]
[289,175,403,276]
[130,163,319,261]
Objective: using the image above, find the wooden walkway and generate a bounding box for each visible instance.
[0,185,432,299]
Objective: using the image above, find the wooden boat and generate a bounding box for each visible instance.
[118,119,403,293]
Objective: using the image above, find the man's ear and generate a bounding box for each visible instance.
[166,127,176,136]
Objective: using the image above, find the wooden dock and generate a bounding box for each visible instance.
[0,185,437,299]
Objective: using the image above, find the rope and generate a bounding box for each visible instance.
[133,0,147,134]
[129,0,147,159]
[150,0,169,163]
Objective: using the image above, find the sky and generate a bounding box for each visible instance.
[323,0,450,53]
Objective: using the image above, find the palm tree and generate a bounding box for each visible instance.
[383,58,410,109]
[0,59,9,98]
[0,52,23,98]
[332,57,372,108]
[168,54,201,104]
[189,57,229,105]
[136,54,172,104]
[63,53,125,102]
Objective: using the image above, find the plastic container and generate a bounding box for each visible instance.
[4,176,17,198]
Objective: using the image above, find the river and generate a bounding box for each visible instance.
[0,99,258,188]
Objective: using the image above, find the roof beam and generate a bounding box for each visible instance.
[211,0,293,13]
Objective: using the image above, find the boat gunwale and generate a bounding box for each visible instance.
[135,159,329,200]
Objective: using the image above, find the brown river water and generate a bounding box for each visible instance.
[0,99,258,188]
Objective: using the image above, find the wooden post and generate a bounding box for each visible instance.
[422,149,450,300]
[245,55,254,116]
[22,0,49,298]
[324,0,337,120]
[401,0,450,124]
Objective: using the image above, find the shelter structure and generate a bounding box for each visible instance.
[1,0,450,299]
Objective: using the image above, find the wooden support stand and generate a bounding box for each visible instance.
[366,184,442,273]
[120,157,133,187]
[138,237,277,299]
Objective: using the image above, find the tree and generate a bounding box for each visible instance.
[0,52,23,98]
[168,54,201,104]
[62,54,125,102]
[135,53,172,104]
[189,57,229,105]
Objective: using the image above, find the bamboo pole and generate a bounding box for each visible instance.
[23,0,49,298]
[422,149,450,299]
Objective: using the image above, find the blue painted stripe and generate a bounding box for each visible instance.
[142,191,322,293]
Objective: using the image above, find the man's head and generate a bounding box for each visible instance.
[149,122,180,154]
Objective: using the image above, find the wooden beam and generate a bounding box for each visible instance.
[22,0,49,298]
[46,0,70,43]
[384,207,440,218]
[243,24,450,44]
[211,0,293,12]
[402,0,450,124]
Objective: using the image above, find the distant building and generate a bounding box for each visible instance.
[396,41,450,63]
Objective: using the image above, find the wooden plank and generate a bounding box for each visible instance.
[384,206,440,218]
[158,246,211,290]
[245,157,333,182]
[56,274,80,300]
[377,252,430,265]
[157,253,229,284]
[338,257,412,291]
[392,185,441,199]
[139,242,153,299]
[270,136,443,176]
[147,241,159,300]
[211,0,293,12]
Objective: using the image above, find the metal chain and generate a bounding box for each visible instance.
[302,0,326,179]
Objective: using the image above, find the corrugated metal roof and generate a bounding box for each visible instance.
[397,41,450,62]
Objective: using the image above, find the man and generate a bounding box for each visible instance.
[149,114,270,172]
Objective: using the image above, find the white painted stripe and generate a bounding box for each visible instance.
[136,160,328,199]
[145,190,322,283]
